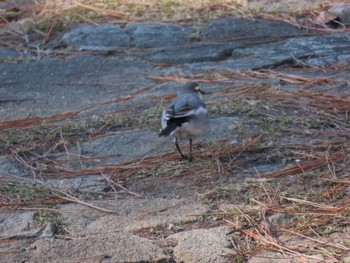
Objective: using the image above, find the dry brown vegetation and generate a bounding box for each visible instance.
[1,0,350,262]
[1,69,350,260]
[1,0,349,48]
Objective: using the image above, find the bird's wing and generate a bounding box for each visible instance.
[164,103,195,119]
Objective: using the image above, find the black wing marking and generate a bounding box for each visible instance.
[158,116,190,137]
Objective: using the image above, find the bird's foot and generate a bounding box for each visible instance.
[180,155,193,162]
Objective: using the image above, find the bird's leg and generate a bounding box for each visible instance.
[189,138,193,162]
[174,137,188,160]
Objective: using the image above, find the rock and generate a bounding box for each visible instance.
[166,32,350,71]
[205,117,239,140]
[0,211,52,239]
[30,232,168,262]
[0,3,17,9]
[136,43,234,64]
[0,211,35,237]
[62,24,131,51]
[46,175,106,193]
[0,210,58,239]
[306,54,350,67]
[62,199,209,234]
[0,49,20,60]
[0,54,152,119]
[37,222,56,238]
[126,22,195,48]
[169,226,232,263]
[203,17,305,42]
[229,32,350,69]
[79,130,159,163]
[329,4,350,24]
[0,155,27,177]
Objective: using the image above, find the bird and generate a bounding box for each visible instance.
[159,82,209,161]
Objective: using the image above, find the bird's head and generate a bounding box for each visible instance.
[182,82,206,98]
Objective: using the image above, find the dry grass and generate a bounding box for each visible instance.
[1,80,350,260]
[0,0,348,48]
[1,0,350,260]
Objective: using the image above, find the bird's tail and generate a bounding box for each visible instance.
[158,122,178,137]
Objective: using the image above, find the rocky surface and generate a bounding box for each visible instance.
[169,227,232,263]
[329,4,350,24]
[1,15,350,262]
[30,232,168,262]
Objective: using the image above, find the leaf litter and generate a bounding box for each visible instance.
[1,0,350,261]
[1,66,350,260]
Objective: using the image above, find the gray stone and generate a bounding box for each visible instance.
[136,43,234,64]
[228,32,350,69]
[62,24,131,51]
[2,23,350,121]
[0,54,152,119]
[182,32,350,71]
[169,226,232,263]
[30,232,168,262]
[0,155,27,177]
[0,211,35,237]
[0,49,20,60]
[306,53,350,67]
[329,4,350,24]
[37,222,56,238]
[0,2,17,9]
[126,22,195,48]
[205,117,239,140]
[203,17,305,42]
[62,199,209,234]
[46,175,106,192]
[79,130,159,163]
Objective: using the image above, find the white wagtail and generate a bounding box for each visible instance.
[159,82,209,161]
